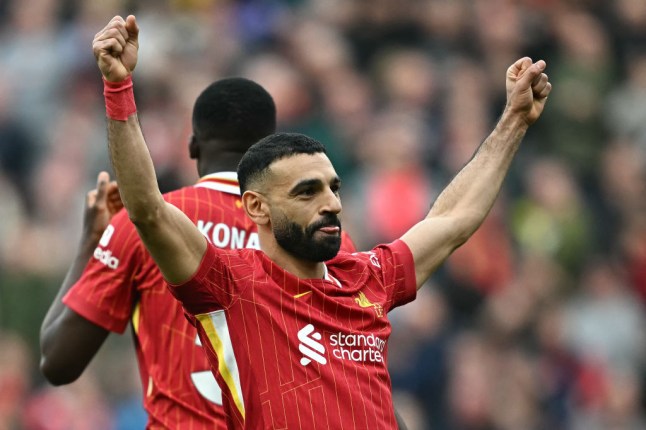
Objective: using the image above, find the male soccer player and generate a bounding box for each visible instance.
[41,74,354,427]
[92,14,551,429]
[38,36,410,430]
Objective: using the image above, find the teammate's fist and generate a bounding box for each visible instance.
[83,172,122,244]
[92,15,139,82]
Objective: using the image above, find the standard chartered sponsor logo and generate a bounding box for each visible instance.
[298,324,327,366]
[330,332,385,363]
[298,324,387,366]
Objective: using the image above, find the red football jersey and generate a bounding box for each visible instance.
[169,239,417,429]
[64,172,356,429]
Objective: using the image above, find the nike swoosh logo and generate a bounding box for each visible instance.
[293,291,312,299]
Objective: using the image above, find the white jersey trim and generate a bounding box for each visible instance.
[196,310,246,419]
[194,172,241,196]
[323,264,342,288]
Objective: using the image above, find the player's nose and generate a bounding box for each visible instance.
[320,188,342,215]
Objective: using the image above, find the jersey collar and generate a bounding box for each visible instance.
[194,172,240,196]
[323,264,342,288]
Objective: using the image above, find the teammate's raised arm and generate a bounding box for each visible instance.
[93,15,206,284]
[400,57,552,289]
[40,172,121,384]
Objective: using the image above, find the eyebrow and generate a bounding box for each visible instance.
[289,177,341,196]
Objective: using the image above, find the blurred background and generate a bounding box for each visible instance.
[1,0,646,428]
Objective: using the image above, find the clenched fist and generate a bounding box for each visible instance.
[504,57,552,126]
[93,15,139,82]
[83,171,123,244]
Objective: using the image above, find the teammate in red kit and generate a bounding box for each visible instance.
[39,77,277,428]
[91,14,551,430]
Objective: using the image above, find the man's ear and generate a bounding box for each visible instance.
[189,136,199,159]
[242,191,269,225]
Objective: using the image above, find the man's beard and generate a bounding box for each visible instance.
[273,213,342,262]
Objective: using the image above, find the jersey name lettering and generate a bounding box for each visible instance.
[197,220,259,250]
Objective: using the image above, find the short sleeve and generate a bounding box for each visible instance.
[166,242,239,315]
[354,240,417,311]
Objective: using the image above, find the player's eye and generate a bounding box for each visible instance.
[301,187,316,196]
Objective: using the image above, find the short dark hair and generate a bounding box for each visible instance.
[192,78,276,150]
[237,132,327,193]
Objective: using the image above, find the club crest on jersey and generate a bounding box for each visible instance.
[369,251,382,268]
[354,292,383,317]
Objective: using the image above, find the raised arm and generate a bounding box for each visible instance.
[40,172,121,384]
[401,57,552,289]
[93,15,206,284]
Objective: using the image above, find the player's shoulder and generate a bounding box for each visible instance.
[110,207,135,230]
[205,245,265,274]
[330,241,411,270]
[95,208,142,256]
[213,246,262,261]
[164,184,239,208]
[162,184,200,201]
[328,250,368,269]
[164,185,210,213]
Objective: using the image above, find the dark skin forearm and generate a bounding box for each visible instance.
[40,173,120,385]
[41,231,98,333]
[40,229,109,385]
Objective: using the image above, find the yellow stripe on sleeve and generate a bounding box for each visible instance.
[196,311,245,419]
[132,301,141,335]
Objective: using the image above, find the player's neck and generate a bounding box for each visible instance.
[198,152,244,177]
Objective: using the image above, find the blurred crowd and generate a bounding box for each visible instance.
[1,0,646,429]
